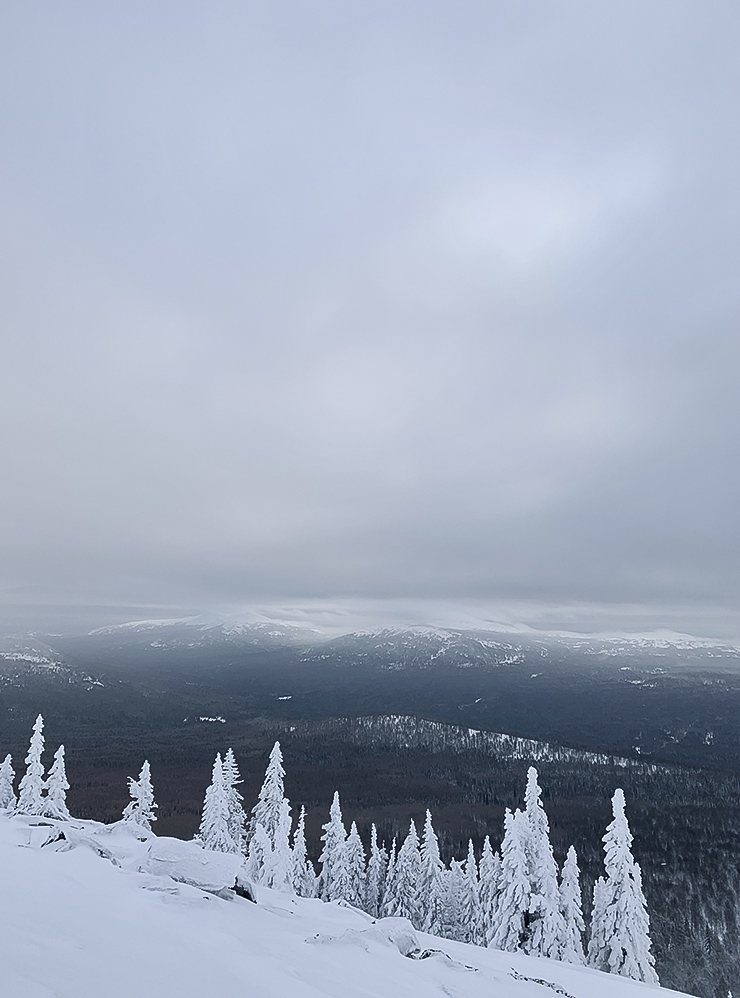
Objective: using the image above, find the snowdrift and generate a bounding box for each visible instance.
[0,814,684,998]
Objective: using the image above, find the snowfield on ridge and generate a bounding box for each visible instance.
[0,813,683,998]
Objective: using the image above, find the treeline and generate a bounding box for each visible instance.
[3,715,657,987]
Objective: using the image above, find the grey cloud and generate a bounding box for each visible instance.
[0,2,739,626]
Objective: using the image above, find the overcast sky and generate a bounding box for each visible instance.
[1,2,739,624]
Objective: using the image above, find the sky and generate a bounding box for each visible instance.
[1,2,739,629]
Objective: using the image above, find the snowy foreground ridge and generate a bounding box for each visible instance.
[0,814,684,998]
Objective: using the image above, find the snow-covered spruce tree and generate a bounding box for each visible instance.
[588,789,658,984]
[386,820,422,928]
[250,741,288,847]
[560,845,585,964]
[262,798,293,890]
[122,760,157,830]
[16,714,46,816]
[198,753,237,853]
[381,837,398,917]
[291,806,317,898]
[478,835,501,946]
[243,823,272,883]
[522,766,566,959]
[44,744,70,819]
[365,824,387,917]
[420,810,446,936]
[222,748,247,855]
[440,861,465,942]
[490,808,530,953]
[318,791,349,902]
[345,821,366,909]
[0,754,16,811]
[461,839,483,945]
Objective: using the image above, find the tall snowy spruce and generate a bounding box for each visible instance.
[365,824,387,917]
[491,808,531,952]
[345,821,366,909]
[0,754,16,811]
[588,789,658,984]
[381,838,398,917]
[291,806,317,898]
[222,748,247,854]
[560,845,585,964]
[478,835,501,946]
[247,741,293,889]
[440,860,465,942]
[16,714,46,816]
[523,766,567,959]
[44,744,71,819]
[318,791,350,902]
[419,810,446,935]
[386,820,422,928]
[461,839,483,945]
[198,753,237,853]
[122,760,157,830]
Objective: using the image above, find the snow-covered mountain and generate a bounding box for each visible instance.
[0,813,683,998]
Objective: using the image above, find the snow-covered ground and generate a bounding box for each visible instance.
[0,814,683,998]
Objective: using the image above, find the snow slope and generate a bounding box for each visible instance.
[0,815,682,998]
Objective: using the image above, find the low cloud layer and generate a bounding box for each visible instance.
[0,3,739,618]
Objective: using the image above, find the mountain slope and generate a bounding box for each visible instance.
[0,813,682,998]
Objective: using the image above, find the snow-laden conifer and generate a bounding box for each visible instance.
[381,837,398,917]
[345,821,366,909]
[291,805,317,898]
[478,835,501,946]
[440,860,465,942]
[420,809,446,936]
[461,839,483,945]
[560,845,585,964]
[44,744,70,819]
[262,798,293,890]
[491,808,530,952]
[244,823,272,883]
[0,754,16,812]
[522,766,567,959]
[16,715,46,816]
[385,820,422,928]
[365,824,387,917]
[223,748,247,855]
[122,760,157,830]
[198,753,237,853]
[588,789,658,984]
[318,791,349,902]
[251,742,291,866]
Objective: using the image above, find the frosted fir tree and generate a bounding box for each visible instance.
[522,767,566,959]
[491,808,531,952]
[588,789,658,984]
[560,845,585,964]
[198,753,237,853]
[291,806,317,898]
[243,823,272,883]
[345,821,366,909]
[122,760,157,830]
[0,754,16,811]
[262,798,293,890]
[478,835,501,946]
[318,791,350,902]
[381,837,398,917]
[440,860,465,942]
[44,744,71,819]
[16,714,46,816]
[386,820,422,928]
[365,824,387,917]
[461,839,483,945]
[420,810,446,936]
[250,741,289,849]
[223,748,247,855]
